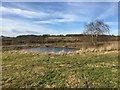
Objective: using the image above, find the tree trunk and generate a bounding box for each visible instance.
[95,34,98,46]
[91,34,95,45]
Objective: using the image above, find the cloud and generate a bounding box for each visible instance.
[106,22,118,26]
[1,6,90,23]
[97,3,118,20]
[1,18,59,36]
[35,18,78,24]
[36,19,70,24]
[0,6,49,18]
[105,21,118,31]
[35,13,90,24]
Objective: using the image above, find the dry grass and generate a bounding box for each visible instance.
[78,41,118,53]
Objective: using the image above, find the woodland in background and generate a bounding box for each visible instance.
[2,34,118,45]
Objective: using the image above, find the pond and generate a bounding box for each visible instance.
[23,47,79,53]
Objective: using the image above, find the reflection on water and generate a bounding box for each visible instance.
[23,47,79,53]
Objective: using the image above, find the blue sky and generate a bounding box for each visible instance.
[1,2,118,36]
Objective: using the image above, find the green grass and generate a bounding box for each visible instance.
[2,51,119,88]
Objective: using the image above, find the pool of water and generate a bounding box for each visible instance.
[23,47,79,53]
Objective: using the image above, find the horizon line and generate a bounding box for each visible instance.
[1,33,118,38]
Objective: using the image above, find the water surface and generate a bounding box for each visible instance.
[23,47,79,53]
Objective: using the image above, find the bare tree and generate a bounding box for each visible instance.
[84,20,110,45]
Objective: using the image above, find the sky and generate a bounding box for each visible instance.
[0,2,118,37]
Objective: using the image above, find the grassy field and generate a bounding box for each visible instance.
[2,50,119,88]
